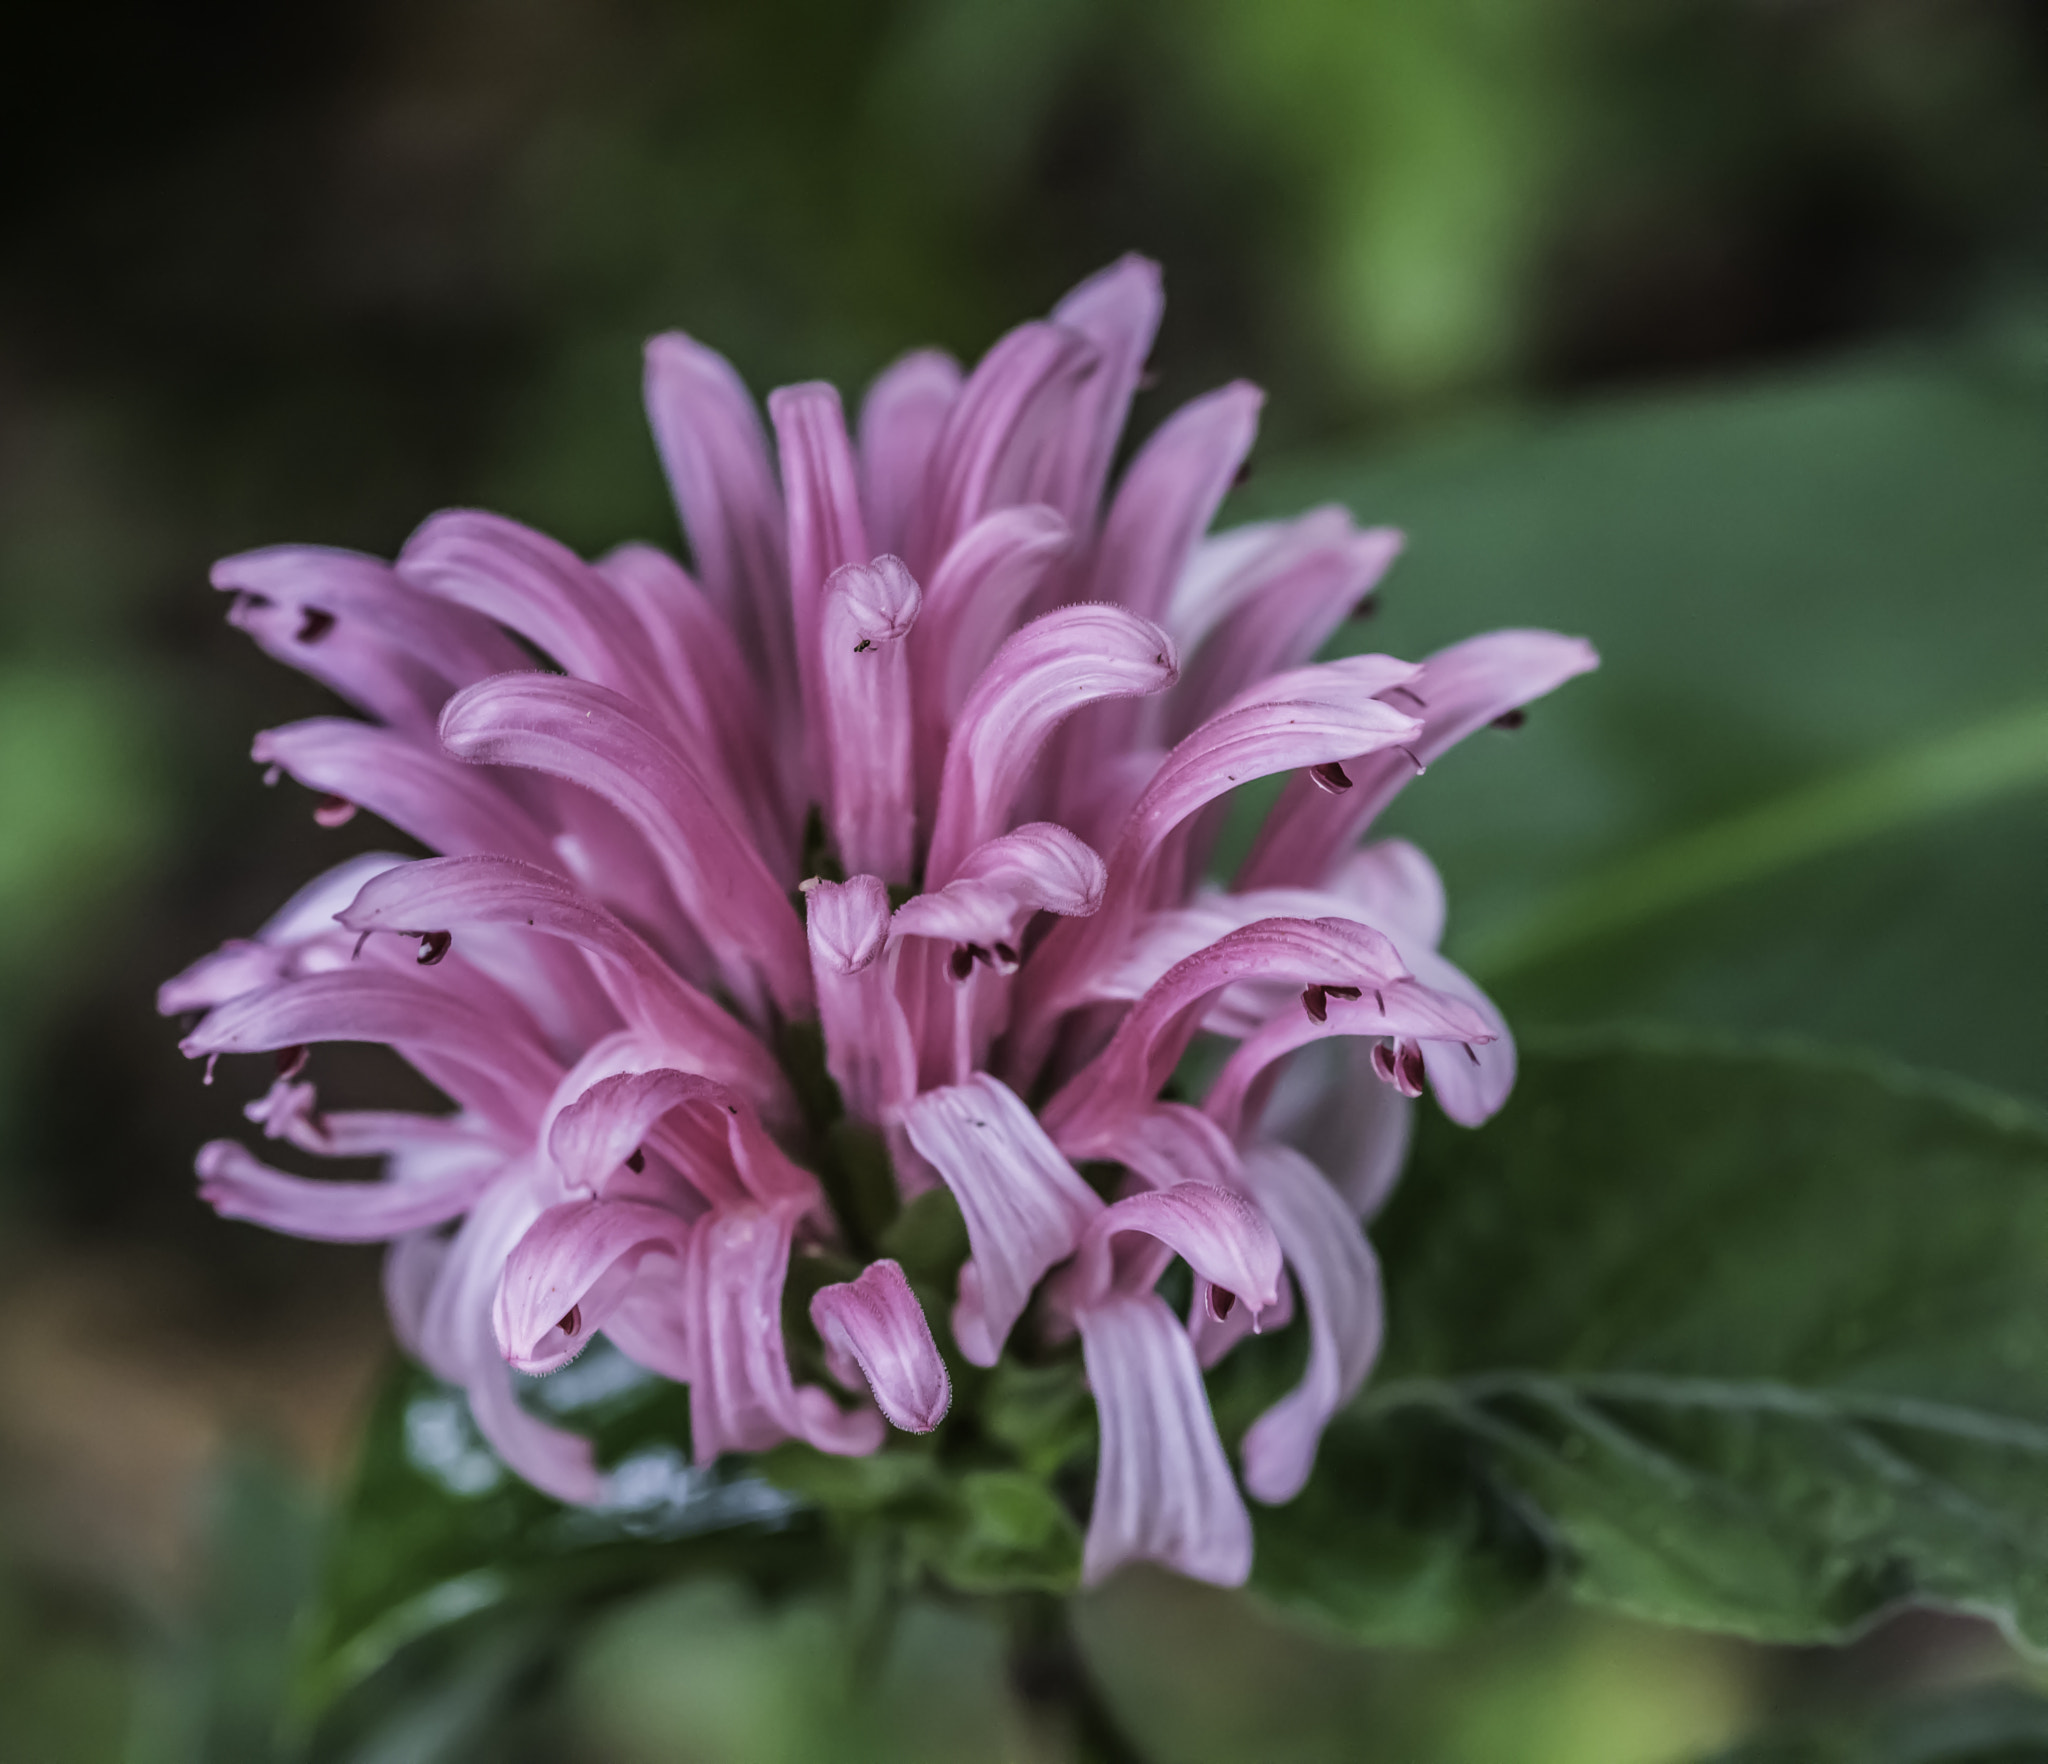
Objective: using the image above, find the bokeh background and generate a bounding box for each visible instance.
[4,1,2047,1758]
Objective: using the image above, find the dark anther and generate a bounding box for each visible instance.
[625,1147,646,1174]
[1137,368,1160,391]
[559,1304,581,1337]
[1352,593,1379,621]
[948,945,977,982]
[990,941,1021,974]
[1374,988,1385,1013]
[351,931,371,961]
[1308,761,1352,795]
[1464,1043,1481,1066]
[1387,684,1428,710]
[231,591,273,615]
[1208,1286,1238,1322]
[1301,985,1328,1024]
[1371,1043,1396,1083]
[1325,984,1361,1001]
[275,1045,310,1079]
[417,930,453,966]
[1492,708,1527,731]
[314,794,358,828]
[1395,745,1426,775]
[853,637,873,654]
[296,607,336,643]
[1231,458,1254,489]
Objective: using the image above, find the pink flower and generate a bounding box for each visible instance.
[163,257,1596,1584]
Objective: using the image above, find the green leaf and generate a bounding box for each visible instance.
[1695,1682,2048,1763]
[296,1348,826,1727]
[1253,1031,2048,1648]
[1244,348,2048,1100]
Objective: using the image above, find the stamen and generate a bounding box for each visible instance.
[852,637,873,654]
[296,607,336,644]
[416,930,453,966]
[1300,985,1328,1024]
[1492,708,1526,730]
[1352,593,1378,621]
[1371,1042,1396,1084]
[1308,760,1352,795]
[1207,1286,1237,1322]
[351,931,371,960]
[1386,685,1428,710]
[261,764,282,787]
[558,1304,581,1337]
[1137,368,1160,391]
[314,794,358,828]
[202,1052,220,1086]
[1325,984,1361,1002]
[989,941,1020,975]
[1463,1042,1481,1065]
[625,1147,646,1174]
[275,1045,309,1079]
[1232,458,1254,489]
[1374,988,1384,1013]
[1395,746,1426,775]
[948,945,976,982]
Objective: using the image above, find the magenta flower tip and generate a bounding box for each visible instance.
[165,257,1594,1587]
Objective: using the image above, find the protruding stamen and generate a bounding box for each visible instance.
[296,607,336,644]
[1324,984,1361,1002]
[1207,1286,1237,1322]
[261,764,282,787]
[1386,684,1428,710]
[948,945,977,982]
[275,1045,309,1079]
[1463,1042,1480,1065]
[1232,458,1254,489]
[625,1147,646,1174]
[1492,708,1527,730]
[1395,746,1426,775]
[989,941,1020,975]
[1351,592,1378,621]
[351,931,371,961]
[314,794,358,828]
[852,637,873,654]
[1374,988,1385,1013]
[416,930,453,967]
[202,1052,220,1086]
[558,1304,581,1337]
[1308,761,1352,795]
[1300,985,1328,1024]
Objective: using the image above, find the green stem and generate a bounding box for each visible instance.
[1005,1594,1150,1764]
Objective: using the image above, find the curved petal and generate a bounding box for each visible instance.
[1242,629,1600,889]
[252,719,561,867]
[819,556,921,882]
[805,877,917,1125]
[1077,1292,1251,1587]
[1044,254,1164,531]
[439,673,810,1018]
[494,1196,691,1373]
[770,382,871,761]
[810,1259,951,1434]
[925,605,1177,886]
[338,856,790,1110]
[1041,917,1422,1159]
[891,823,1104,949]
[1066,1182,1282,1317]
[900,1074,1103,1367]
[643,331,792,700]
[196,1139,497,1241]
[1236,1145,1384,1504]
[859,348,962,560]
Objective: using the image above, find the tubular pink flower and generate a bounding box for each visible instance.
[166,258,1593,1587]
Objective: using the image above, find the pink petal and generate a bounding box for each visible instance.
[338,856,790,1111]
[810,1258,952,1433]
[924,605,1178,886]
[1165,513,1403,742]
[196,1138,498,1241]
[1088,382,1262,624]
[1236,1145,1384,1504]
[1242,629,1600,890]
[643,331,794,703]
[769,382,872,767]
[912,504,1073,804]
[890,823,1104,949]
[494,1196,691,1373]
[216,545,527,736]
[1256,1040,1415,1218]
[805,876,917,1126]
[1077,1292,1251,1587]
[1067,1182,1282,1317]
[859,349,962,560]
[1331,839,1448,949]
[819,556,922,882]
[252,720,561,868]
[439,673,810,1020]
[1043,254,1165,532]
[908,321,1100,576]
[1041,916,1422,1159]
[900,1074,1104,1366]
[1061,1100,1242,1193]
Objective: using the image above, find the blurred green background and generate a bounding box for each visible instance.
[4,1,2047,1758]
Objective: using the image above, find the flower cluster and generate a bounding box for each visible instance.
[162,258,1594,1586]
